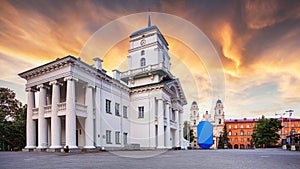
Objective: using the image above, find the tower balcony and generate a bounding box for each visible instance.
[120,62,173,83]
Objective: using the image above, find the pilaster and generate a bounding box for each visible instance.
[157,99,164,148]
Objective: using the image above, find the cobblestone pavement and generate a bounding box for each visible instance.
[0,148,299,169]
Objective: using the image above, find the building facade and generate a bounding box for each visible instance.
[226,118,257,149]
[19,22,187,151]
[226,117,300,149]
[189,99,225,149]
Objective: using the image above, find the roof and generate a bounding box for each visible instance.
[130,25,158,37]
[129,25,169,47]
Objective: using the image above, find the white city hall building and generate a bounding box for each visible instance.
[19,22,187,151]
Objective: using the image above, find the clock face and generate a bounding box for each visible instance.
[140,39,146,45]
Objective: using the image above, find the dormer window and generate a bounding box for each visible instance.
[141,50,145,56]
[140,58,146,67]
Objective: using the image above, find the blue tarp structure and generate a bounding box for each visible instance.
[197,121,213,149]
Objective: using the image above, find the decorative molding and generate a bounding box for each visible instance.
[36,84,50,90]
[49,80,63,86]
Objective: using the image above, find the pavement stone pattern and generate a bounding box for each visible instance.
[0,149,299,169]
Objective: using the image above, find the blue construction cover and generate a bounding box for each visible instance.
[197,121,213,149]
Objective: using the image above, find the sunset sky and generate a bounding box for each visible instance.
[1,0,300,120]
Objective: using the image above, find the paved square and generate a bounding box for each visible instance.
[0,149,299,169]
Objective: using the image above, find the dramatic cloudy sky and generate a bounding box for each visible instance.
[1,0,300,120]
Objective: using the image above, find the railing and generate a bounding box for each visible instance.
[58,102,66,111]
[32,108,39,114]
[44,105,52,113]
[120,62,166,78]
[76,103,87,112]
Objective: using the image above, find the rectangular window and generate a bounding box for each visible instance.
[106,130,112,144]
[106,99,111,113]
[241,125,244,128]
[234,132,238,136]
[241,138,244,142]
[228,125,231,129]
[234,138,238,142]
[234,125,237,129]
[246,131,251,136]
[115,131,120,144]
[228,131,232,136]
[246,124,250,128]
[291,123,294,127]
[123,133,128,145]
[115,103,120,116]
[247,138,250,142]
[123,106,128,118]
[138,106,144,118]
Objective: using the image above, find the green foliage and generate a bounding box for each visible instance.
[0,88,26,151]
[183,121,195,142]
[218,125,231,149]
[252,115,282,148]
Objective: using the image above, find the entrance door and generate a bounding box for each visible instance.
[76,130,78,146]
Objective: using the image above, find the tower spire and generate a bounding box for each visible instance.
[148,8,151,27]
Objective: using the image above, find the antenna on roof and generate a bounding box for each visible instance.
[148,8,151,27]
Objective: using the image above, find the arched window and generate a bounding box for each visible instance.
[140,58,146,67]
[141,50,145,56]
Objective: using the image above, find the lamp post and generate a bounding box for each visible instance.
[286,110,295,150]
[286,110,294,135]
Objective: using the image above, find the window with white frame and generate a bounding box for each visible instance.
[140,58,146,67]
[106,130,112,144]
[123,106,127,118]
[115,103,120,116]
[138,106,144,118]
[115,131,120,144]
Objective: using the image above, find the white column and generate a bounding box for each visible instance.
[175,109,179,147]
[95,86,101,147]
[50,80,62,149]
[179,110,183,148]
[84,84,95,149]
[37,84,48,148]
[165,102,171,148]
[157,99,164,148]
[65,77,78,149]
[25,88,36,149]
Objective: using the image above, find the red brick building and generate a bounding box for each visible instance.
[225,118,300,149]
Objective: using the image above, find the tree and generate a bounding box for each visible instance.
[183,121,195,142]
[252,115,282,148]
[0,88,26,151]
[218,125,232,149]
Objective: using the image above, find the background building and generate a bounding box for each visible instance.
[189,99,225,149]
[225,117,300,149]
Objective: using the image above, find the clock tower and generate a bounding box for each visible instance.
[121,16,173,87]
